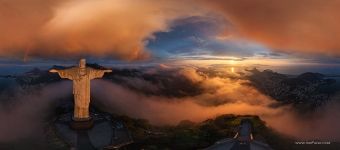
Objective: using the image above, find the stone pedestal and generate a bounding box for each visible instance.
[54,112,133,149]
[70,117,94,130]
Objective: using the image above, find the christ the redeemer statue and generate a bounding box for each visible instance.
[50,59,112,122]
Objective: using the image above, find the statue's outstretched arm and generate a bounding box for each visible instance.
[49,68,74,79]
[104,69,112,73]
[49,69,59,73]
[90,69,112,79]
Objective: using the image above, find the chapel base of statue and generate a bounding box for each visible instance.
[54,110,133,149]
[70,117,94,130]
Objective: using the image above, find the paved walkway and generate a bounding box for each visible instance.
[205,138,272,150]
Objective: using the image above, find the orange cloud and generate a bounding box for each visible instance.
[203,0,340,56]
[1,0,340,60]
[0,0,201,60]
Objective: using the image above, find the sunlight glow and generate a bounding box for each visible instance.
[229,60,236,65]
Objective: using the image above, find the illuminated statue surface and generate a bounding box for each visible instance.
[50,59,112,121]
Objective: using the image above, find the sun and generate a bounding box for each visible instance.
[229,60,236,65]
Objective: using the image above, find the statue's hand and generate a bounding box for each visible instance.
[49,69,58,73]
[104,70,112,73]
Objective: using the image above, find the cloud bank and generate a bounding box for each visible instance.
[92,67,340,141]
[0,81,71,142]
[1,66,340,142]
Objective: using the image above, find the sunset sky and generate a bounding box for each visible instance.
[1,0,340,74]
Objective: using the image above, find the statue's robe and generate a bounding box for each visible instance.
[57,67,106,120]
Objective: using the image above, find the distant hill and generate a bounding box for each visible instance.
[14,63,112,88]
[247,68,337,111]
[297,72,324,82]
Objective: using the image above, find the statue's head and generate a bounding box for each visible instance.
[79,59,86,69]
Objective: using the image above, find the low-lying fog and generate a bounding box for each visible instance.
[0,66,339,143]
